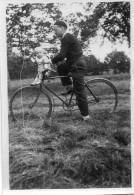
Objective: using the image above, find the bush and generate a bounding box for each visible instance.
[104,51,130,74]
[8,53,37,80]
[85,55,109,75]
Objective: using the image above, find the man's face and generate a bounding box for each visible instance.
[53,25,65,37]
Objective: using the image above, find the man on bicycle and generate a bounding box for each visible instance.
[51,20,91,121]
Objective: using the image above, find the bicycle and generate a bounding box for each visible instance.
[9,69,118,123]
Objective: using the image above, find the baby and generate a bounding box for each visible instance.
[31,47,51,85]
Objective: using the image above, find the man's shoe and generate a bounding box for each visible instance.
[82,115,92,123]
[60,87,73,96]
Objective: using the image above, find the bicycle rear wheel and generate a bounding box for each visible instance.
[9,86,53,123]
[85,78,118,114]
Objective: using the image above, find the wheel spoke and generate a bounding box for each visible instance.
[85,78,118,114]
[10,86,52,125]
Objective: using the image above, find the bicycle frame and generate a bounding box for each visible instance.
[40,73,101,108]
[85,82,100,102]
[9,73,118,123]
[40,76,100,109]
[40,76,75,107]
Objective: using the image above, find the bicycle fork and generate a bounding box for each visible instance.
[28,91,41,109]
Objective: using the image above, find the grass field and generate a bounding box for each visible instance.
[8,73,131,189]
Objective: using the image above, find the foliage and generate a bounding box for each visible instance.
[104,51,130,74]
[85,55,109,75]
[81,2,130,46]
[6,2,130,55]
[79,3,100,42]
[8,52,36,79]
[6,3,62,55]
[8,51,130,79]
[6,2,130,79]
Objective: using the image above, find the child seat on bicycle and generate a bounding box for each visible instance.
[31,47,51,86]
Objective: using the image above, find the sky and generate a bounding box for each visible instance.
[88,36,130,62]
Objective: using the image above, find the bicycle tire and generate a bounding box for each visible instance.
[85,78,118,114]
[9,86,53,122]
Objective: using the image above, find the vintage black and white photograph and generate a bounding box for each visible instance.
[3,0,132,192]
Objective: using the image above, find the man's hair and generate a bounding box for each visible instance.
[54,21,67,29]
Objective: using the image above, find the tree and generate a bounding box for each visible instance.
[85,55,105,75]
[6,3,62,56]
[6,2,130,79]
[7,52,37,79]
[6,3,63,79]
[104,51,130,74]
[80,2,130,46]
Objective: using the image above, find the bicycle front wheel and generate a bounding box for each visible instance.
[85,78,118,114]
[9,86,53,122]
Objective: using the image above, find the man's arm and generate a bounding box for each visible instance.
[51,36,69,64]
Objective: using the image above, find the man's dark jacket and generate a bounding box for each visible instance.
[51,33,87,73]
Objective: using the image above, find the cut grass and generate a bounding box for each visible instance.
[8,73,131,189]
